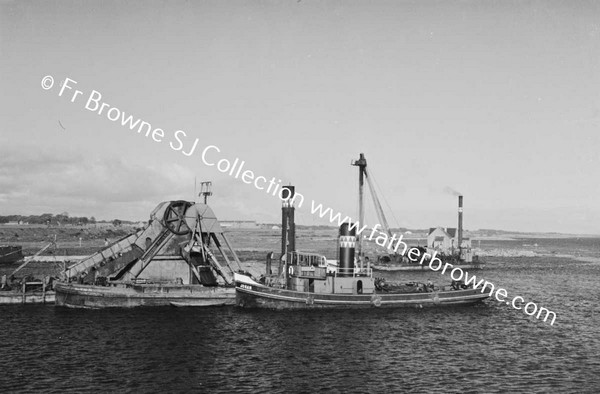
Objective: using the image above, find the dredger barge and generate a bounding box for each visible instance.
[55,200,241,308]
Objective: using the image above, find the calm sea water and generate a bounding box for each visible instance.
[1,238,599,393]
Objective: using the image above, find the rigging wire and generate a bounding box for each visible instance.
[369,167,402,230]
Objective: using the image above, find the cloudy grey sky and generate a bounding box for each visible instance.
[1,0,599,234]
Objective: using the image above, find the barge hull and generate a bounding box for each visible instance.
[0,291,55,305]
[55,282,236,308]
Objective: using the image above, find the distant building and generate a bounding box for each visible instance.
[427,227,471,253]
[427,227,455,250]
[6,220,27,225]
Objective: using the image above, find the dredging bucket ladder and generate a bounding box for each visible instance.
[63,231,143,281]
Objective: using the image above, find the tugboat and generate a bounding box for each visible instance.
[234,157,490,309]
[55,198,242,308]
[235,222,488,309]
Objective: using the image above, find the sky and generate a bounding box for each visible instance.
[1,0,599,234]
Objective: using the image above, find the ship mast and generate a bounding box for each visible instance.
[352,153,367,259]
[352,153,394,259]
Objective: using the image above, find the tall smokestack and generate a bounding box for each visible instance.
[458,195,463,250]
[338,223,356,277]
[281,186,296,259]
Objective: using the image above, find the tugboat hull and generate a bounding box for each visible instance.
[235,274,488,310]
[55,282,236,308]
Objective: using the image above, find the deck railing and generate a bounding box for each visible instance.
[287,251,328,267]
[335,267,372,277]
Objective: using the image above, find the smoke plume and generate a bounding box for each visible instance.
[443,186,462,197]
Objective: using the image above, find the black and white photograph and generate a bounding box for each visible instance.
[1,0,599,392]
